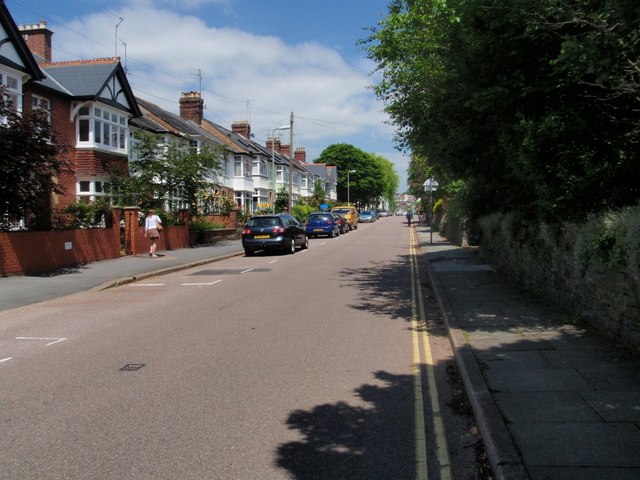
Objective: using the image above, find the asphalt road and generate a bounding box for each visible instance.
[0,217,486,479]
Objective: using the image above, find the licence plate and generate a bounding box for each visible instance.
[254,235,270,239]
[313,228,324,232]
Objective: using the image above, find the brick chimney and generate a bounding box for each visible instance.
[179,91,204,125]
[231,121,251,139]
[19,21,53,62]
[266,137,282,153]
[294,147,306,163]
[279,144,292,159]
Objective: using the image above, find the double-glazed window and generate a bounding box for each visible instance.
[234,155,253,178]
[77,104,128,153]
[0,72,21,124]
[77,179,112,202]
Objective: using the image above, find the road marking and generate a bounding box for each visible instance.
[16,337,67,347]
[0,357,13,363]
[410,227,452,480]
[181,279,222,286]
[241,268,255,274]
[268,260,278,264]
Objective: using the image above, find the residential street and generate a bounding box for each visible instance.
[0,217,482,479]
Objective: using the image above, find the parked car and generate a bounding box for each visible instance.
[331,205,359,230]
[333,213,350,234]
[378,209,390,217]
[242,214,308,255]
[305,212,340,238]
[359,210,375,223]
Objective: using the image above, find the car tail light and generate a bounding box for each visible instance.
[242,228,252,235]
[272,226,285,234]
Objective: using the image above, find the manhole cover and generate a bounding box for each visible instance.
[120,363,145,371]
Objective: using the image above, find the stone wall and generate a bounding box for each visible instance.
[478,219,640,353]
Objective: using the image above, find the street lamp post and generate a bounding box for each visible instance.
[271,125,290,213]
[423,177,439,244]
[347,170,356,205]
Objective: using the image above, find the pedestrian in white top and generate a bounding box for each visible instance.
[144,209,162,257]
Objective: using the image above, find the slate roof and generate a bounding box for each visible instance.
[35,58,141,117]
[135,96,225,147]
[305,163,337,180]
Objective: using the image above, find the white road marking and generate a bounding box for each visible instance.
[181,279,222,286]
[241,268,255,274]
[268,260,278,264]
[0,357,13,363]
[15,337,67,347]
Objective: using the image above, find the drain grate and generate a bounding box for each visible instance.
[120,363,145,371]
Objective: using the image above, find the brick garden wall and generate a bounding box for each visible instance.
[0,208,193,276]
[0,210,121,276]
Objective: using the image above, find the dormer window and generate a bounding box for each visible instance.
[76,103,128,153]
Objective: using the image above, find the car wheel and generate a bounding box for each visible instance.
[288,238,296,254]
[329,230,335,238]
[302,236,309,250]
[244,249,254,256]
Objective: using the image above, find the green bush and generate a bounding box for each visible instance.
[189,217,225,233]
[61,199,112,229]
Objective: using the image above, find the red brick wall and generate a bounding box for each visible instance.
[0,229,121,276]
[124,208,191,255]
[0,209,122,276]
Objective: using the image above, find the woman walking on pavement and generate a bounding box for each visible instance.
[144,209,162,257]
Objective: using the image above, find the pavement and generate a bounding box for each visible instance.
[1,229,639,479]
[0,240,244,311]
[415,226,640,480]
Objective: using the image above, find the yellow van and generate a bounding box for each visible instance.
[331,206,359,230]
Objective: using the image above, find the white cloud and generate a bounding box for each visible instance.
[51,1,407,188]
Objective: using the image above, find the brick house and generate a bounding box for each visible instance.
[18,20,141,210]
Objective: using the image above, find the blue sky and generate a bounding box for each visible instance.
[7,0,408,192]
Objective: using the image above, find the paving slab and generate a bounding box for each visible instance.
[418,227,640,480]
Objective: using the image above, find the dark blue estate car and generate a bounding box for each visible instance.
[242,214,308,256]
[305,212,340,238]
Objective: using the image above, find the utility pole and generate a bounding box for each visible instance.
[288,112,294,211]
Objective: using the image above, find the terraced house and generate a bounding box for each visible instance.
[2,2,337,221]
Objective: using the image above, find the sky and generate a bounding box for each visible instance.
[7,0,409,193]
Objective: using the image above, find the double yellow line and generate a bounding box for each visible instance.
[409,226,452,480]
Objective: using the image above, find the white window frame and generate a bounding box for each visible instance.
[76,178,113,203]
[0,71,22,124]
[76,102,128,154]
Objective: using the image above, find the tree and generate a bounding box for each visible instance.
[0,87,67,229]
[113,130,224,214]
[315,143,398,207]
[309,179,327,208]
[363,0,640,223]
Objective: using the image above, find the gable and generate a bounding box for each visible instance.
[0,3,44,80]
[99,74,134,112]
[41,60,141,117]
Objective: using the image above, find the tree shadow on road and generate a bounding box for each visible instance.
[339,253,416,322]
[275,370,415,479]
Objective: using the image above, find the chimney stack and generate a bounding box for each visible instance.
[231,121,251,139]
[294,147,306,163]
[19,21,53,62]
[267,137,282,153]
[179,91,204,125]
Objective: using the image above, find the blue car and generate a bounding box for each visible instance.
[305,212,340,238]
[359,210,375,223]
